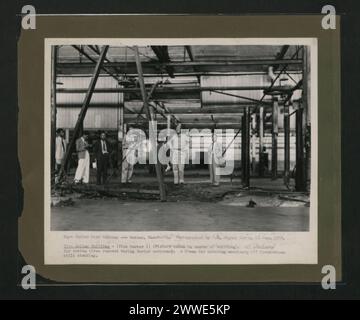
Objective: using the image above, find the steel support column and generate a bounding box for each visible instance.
[271,98,279,180]
[303,45,311,191]
[295,106,306,191]
[241,106,250,188]
[134,46,167,201]
[118,91,124,177]
[284,103,290,185]
[258,106,264,177]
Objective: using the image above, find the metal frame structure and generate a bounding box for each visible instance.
[53,44,310,199]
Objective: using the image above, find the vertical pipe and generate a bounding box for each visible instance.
[303,46,311,127]
[258,106,264,177]
[51,46,58,173]
[295,106,306,191]
[241,116,245,182]
[242,106,250,188]
[118,98,124,176]
[303,45,311,190]
[251,115,256,174]
[246,107,250,186]
[284,103,290,184]
[272,98,279,180]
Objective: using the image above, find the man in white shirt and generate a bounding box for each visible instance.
[122,127,137,183]
[208,132,223,186]
[74,132,90,184]
[168,124,189,185]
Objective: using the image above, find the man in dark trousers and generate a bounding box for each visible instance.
[94,132,110,185]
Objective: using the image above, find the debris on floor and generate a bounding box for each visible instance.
[52,197,75,207]
[51,177,309,208]
[221,191,309,207]
[246,199,257,208]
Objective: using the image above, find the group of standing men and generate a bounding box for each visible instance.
[54,126,225,186]
[166,125,224,186]
[55,129,111,185]
[55,128,137,185]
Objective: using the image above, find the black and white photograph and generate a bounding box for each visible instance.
[44,39,317,265]
[1,1,350,299]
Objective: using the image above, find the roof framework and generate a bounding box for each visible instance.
[56,44,304,129]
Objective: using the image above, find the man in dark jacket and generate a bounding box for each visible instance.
[93,132,110,185]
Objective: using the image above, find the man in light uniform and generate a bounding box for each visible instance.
[168,124,189,185]
[208,132,223,186]
[74,132,90,184]
[121,127,137,183]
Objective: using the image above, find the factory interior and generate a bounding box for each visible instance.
[51,44,311,232]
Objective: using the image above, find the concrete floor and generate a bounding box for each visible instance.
[51,198,308,231]
[52,169,309,232]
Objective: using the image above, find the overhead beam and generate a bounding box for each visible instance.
[273,45,290,71]
[87,45,123,77]
[251,45,303,116]
[58,58,302,69]
[126,122,243,129]
[57,84,296,94]
[72,45,119,82]
[151,46,175,78]
[128,113,245,120]
[153,101,179,125]
[135,81,160,123]
[58,71,302,78]
[56,101,274,110]
[71,46,148,120]
[185,45,201,83]
[211,89,272,105]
